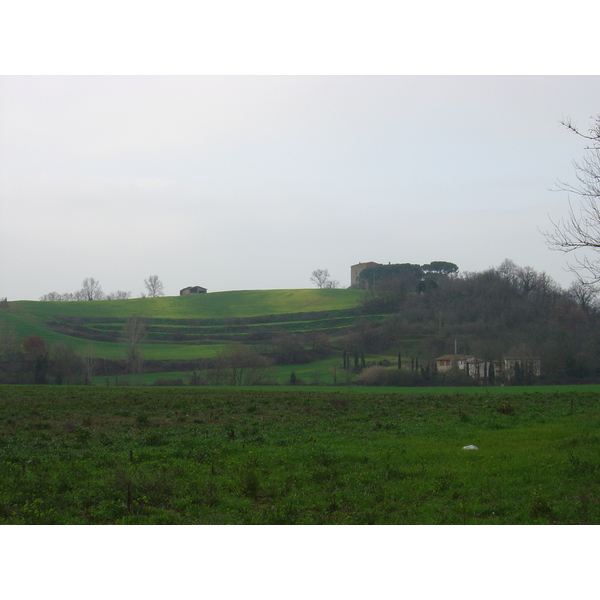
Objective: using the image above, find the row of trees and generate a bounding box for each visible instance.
[185,334,333,386]
[40,276,165,301]
[359,261,459,311]
[0,330,98,385]
[189,344,273,386]
[0,316,148,385]
[357,261,459,291]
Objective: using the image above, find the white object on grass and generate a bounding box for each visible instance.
[463,445,478,450]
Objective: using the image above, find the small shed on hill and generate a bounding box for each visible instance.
[180,286,207,295]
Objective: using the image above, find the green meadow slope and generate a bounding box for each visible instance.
[15,289,363,319]
[1,289,366,359]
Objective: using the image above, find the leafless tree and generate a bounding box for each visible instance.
[310,269,339,289]
[41,285,119,301]
[144,275,165,298]
[39,291,63,301]
[567,279,599,313]
[106,290,132,300]
[121,316,147,375]
[328,365,339,385]
[51,342,82,385]
[81,344,97,385]
[79,278,105,301]
[216,344,273,386]
[544,115,600,283]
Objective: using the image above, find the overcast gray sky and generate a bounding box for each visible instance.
[1,75,600,300]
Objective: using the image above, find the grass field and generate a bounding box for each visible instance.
[1,385,599,524]
[1,289,366,360]
[9,289,364,320]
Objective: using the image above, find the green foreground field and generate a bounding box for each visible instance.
[1,385,599,524]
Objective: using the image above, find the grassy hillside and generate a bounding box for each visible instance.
[15,289,363,319]
[1,289,365,359]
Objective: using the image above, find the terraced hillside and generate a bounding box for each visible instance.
[0,289,367,359]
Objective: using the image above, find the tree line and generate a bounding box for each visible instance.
[39,275,165,301]
[341,257,600,383]
[0,315,148,385]
[356,261,459,293]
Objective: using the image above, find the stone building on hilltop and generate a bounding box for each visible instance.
[350,262,381,288]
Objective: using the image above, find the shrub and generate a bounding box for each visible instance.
[498,401,516,415]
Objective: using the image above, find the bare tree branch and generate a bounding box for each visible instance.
[80,278,105,301]
[310,269,338,289]
[144,275,165,298]
[121,316,147,375]
[544,115,600,283]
